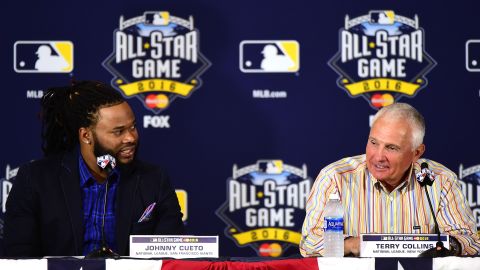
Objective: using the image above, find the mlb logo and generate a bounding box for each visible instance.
[258,160,284,174]
[14,41,74,73]
[239,40,299,73]
[144,11,170,26]
[466,40,480,72]
[369,10,395,25]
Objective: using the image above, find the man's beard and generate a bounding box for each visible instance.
[92,133,138,165]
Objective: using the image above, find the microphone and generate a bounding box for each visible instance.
[417,162,451,257]
[96,154,116,174]
[85,155,119,258]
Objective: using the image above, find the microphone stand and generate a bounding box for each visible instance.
[418,165,450,257]
[86,168,120,258]
[418,185,450,257]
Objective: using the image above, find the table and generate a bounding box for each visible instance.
[1,256,480,269]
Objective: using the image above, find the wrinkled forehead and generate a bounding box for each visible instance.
[369,116,413,146]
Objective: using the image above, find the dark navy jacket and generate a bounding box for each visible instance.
[3,150,184,256]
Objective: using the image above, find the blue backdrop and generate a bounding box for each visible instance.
[1,0,480,257]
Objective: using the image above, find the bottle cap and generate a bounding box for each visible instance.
[329,192,340,200]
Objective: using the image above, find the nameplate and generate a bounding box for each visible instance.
[129,235,219,258]
[360,234,449,257]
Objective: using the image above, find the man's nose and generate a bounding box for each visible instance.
[374,147,386,161]
[123,129,137,143]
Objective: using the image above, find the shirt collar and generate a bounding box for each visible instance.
[78,154,119,187]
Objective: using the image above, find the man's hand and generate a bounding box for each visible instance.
[344,237,360,256]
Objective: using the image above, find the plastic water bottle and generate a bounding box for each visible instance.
[324,192,344,257]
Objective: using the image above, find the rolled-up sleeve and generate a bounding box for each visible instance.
[437,171,480,255]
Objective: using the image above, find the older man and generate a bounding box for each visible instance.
[300,103,480,256]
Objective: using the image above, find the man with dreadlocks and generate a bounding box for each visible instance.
[4,81,184,257]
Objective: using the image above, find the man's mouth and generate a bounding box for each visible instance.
[374,163,389,170]
[118,146,135,158]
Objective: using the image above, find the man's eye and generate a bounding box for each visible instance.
[387,146,398,151]
[113,130,122,136]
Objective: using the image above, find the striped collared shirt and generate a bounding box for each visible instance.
[300,154,480,256]
[79,155,119,255]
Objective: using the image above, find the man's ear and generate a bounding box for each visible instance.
[79,127,92,145]
[413,144,426,162]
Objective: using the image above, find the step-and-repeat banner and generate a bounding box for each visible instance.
[1,0,479,257]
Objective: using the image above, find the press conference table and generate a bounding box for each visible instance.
[1,256,480,270]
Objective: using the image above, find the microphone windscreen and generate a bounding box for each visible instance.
[97,154,117,171]
[421,162,428,170]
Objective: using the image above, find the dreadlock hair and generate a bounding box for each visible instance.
[41,80,125,157]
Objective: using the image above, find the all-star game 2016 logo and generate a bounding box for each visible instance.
[458,163,480,234]
[216,160,311,257]
[329,10,436,109]
[103,11,211,114]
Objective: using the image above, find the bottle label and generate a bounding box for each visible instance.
[325,217,344,232]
